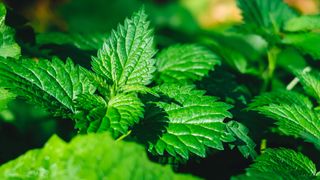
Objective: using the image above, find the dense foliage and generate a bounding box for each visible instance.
[0,0,319,179]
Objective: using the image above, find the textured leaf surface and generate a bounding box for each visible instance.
[0,133,199,180]
[36,32,107,50]
[284,15,320,32]
[232,148,318,180]
[107,93,144,137]
[0,3,20,58]
[0,57,95,116]
[250,91,320,148]
[156,44,220,84]
[134,84,241,159]
[237,0,297,33]
[283,33,320,59]
[227,121,257,159]
[294,69,320,103]
[75,93,144,137]
[91,8,156,88]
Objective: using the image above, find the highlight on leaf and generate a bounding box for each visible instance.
[155,44,221,84]
[91,8,156,89]
[250,90,320,148]
[232,148,318,180]
[133,84,256,160]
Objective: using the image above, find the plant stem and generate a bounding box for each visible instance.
[286,66,311,90]
[116,130,132,142]
[261,47,280,92]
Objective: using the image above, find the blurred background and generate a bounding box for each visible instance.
[0,0,319,179]
[2,0,319,33]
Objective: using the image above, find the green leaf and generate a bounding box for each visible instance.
[0,57,96,116]
[250,91,320,148]
[133,84,248,160]
[36,32,107,51]
[282,33,320,59]
[237,0,297,33]
[0,133,199,180]
[107,93,144,137]
[0,3,21,58]
[91,8,156,89]
[155,44,220,84]
[75,93,144,137]
[294,69,320,103]
[0,88,15,111]
[284,15,320,32]
[227,121,257,159]
[232,148,318,180]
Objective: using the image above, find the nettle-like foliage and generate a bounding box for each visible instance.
[0,8,256,161]
[250,69,320,149]
[233,148,319,179]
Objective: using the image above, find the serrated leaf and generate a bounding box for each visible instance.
[232,148,318,180]
[237,0,297,34]
[0,3,21,58]
[155,44,220,84]
[294,69,320,103]
[282,33,320,59]
[284,15,320,32]
[227,121,257,159]
[250,91,320,148]
[0,57,96,116]
[248,90,313,110]
[107,93,144,137]
[75,93,144,137]
[91,8,156,89]
[133,84,239,160]
[36,32,107,50]
[0,133,199,180]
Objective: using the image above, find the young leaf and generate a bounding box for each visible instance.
[75,93,144,137]
[282,33,320,59]
[0,3,21,58]
[134,84,243,160]
[91,8,156,89]
[250,91,320,148]
[284,15,320,32]
[106,93,144,137]
[155,44,220,84]
[0,57,96,116]
[237,0,297,33]
[0,133,199,179]
[232,148,318,180]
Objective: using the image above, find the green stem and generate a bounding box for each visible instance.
[261,47,280,92]
[116,130,132,142]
